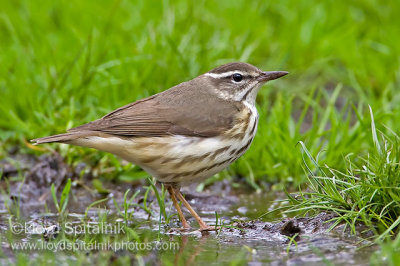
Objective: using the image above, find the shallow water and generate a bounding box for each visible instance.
[0,154,377,265]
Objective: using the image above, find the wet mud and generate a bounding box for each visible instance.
[0,154,376,265]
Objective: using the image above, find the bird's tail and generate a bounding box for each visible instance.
[31,131,94,145]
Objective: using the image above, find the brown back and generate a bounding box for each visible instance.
[68,76,243,137]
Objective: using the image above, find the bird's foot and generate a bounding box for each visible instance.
[199,225,220,232]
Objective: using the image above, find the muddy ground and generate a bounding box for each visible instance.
[0,154,377,265]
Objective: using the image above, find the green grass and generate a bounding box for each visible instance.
[1,0,400,264]
[51,178,72,216]
[371,233,400,266]
[262,107,400,264]
[274,108,400,238]
[1,0,400,187]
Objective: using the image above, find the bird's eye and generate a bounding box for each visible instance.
[232,73,243,82]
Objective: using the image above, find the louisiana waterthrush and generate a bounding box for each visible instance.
[32,62,288,231]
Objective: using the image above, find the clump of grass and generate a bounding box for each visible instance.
[280,107,400,240]
[51,178,72,217]
[112,188,139,225]
[146,177,168,223]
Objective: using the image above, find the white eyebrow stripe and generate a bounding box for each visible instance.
[204,71,246,79]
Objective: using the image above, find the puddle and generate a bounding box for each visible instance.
[0,154,377,264]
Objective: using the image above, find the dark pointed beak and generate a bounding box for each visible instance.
[258,71,289,82]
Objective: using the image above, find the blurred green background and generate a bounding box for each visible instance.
[1,0,399,188]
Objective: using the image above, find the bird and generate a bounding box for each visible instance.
[32,62,288,231]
